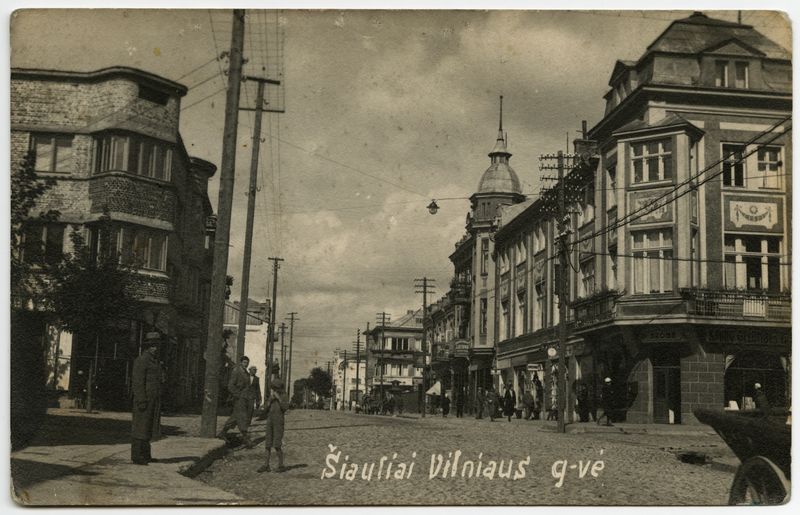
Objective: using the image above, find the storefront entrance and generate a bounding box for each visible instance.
[652,348,681,424]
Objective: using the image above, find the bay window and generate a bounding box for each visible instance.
[117,227,168,271]
[632,229,673,293]
[632,138,672,184]
[94,132,173,181]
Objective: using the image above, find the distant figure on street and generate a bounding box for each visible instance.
[217,356,254,447]
[522,388,535,420]
[475,387,485,419]
[247,366,262,424]
[485,386,498,422]
[532,373,544,420]
[442,393,451,418]
[455,389,465,418]
[596,377,614,426]
[259,378,290,473]
[503,382,516,422]
[754,382,771,415]
[396,394,404,415]
[131,335,163,465]
[575,380,590,422]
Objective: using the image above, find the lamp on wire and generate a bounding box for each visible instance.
[427,199,440,215]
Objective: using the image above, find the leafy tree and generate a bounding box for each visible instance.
[307,367,333,399]
[44,211,143,411]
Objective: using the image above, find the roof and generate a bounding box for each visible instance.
[10,66,189,96]
[612,113,705,138]
[392,309,423,328]
[645,12,790,61]
[477,161,523,195]
[498,198,536,228]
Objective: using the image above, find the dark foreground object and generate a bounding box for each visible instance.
[694,408,790,505]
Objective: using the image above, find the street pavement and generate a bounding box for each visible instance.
[198,409,739,505]
[10,408,242,506]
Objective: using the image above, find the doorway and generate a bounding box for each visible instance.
[652,348,681,424]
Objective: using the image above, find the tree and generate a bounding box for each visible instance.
[44,211,142,412]
[307,367,333,399]
[10,151,60,450]
[292,378,310,406]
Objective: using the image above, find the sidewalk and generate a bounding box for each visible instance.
[10,408,243,506]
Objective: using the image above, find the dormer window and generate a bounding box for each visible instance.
[715,61,729,87]
[714,60,750,89]
[138,84,169,106]
[734,62,749,88]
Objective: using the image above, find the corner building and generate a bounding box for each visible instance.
[493,12,791,424]
[11,67,217,411]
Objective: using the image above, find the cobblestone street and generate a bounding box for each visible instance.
[197,409,735,505]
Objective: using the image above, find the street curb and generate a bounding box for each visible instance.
[178,441,230,478]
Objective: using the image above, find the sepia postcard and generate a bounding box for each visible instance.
[6,3,794,508]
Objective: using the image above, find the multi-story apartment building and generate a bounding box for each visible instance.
[333,350,367,409]
[222,299,270,374]
[364,309,425,397]
[11,66,217,411]
[492,12,791,424]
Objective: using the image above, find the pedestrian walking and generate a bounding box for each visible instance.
[455,389,465,418]
[217,356,254,447]
[131,334,163,465]
[575,379,590,422]
[442,393,451,418]
[503,382,516,422]
[532,372,543,420]
[475,387,485,419]
[522,388,535,420]
[596,377,614,426]
[258,378,290,473]
[485,386,498,422]
[754,382,771,415]
[247,366,262,424]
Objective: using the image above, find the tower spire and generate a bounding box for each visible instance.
[499,95,503,132]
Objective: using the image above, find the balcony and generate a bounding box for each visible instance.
[681,289,791,322]
[571,289,621,330]
[431,342,449,363]
[449,278,471,303]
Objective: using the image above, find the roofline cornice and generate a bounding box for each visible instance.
[11,66,188,96]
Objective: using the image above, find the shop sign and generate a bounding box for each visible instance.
[527,363,543,372]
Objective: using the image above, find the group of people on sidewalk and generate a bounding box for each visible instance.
[131,338,290,473]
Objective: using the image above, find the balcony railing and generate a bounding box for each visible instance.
[571,289,621,330]
[681,289,791,321]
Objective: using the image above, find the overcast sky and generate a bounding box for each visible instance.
[9,8,792,381]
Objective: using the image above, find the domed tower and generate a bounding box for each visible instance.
[467,96,526,386]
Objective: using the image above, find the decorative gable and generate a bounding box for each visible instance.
[702,38,765,57]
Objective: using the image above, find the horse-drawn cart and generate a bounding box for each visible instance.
[694,408,791,505]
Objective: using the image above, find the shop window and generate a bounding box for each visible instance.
[724,235,781,292]
[631,138,672,184]
[32,134,74,173]
[21,223,64,265]
[632,229,673,294]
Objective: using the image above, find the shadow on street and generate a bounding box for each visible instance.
[11,458,99,491]
[23,412,185,447]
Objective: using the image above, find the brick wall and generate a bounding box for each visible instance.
[88,174,176,222]
[680,348,725,424]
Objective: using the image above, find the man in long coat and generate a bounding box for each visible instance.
[217,355,254,447]
[475,387,485,419]
[247,366,262,424]
[131,335,162,465]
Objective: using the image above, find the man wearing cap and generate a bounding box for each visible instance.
[131,333,163,465]
[258,378,290,473]
[247,366,263,424]
[596,377,614,426]
[217,355,254,447]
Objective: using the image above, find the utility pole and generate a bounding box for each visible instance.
[539,150,579,434]
[364,322,370,396]
[352,329,361,409]
[414,277,436,417]
[200,9,245,437]
[279,321,286,380]
[376,312,390,405]
[235,76,282,359]
[265,256,284,401]
[340,350,348,410]
[286,312,298,399]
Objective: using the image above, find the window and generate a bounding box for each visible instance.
[499,250,510,274]
[32,134,74,173]
[715,61,729,87]
[724,235,781,292]
[533,224,546,254]
[94,133,173,181]
[755,147,781,189]
[632,229,673,294]
[606,164,617,208]
[479,298,488,335]
[480,238,489,275]
[119,227,168,271]
[516,239,527,264]
[632,138,672,184]
[580,183,595,225]
[137,84,169,105]
[500,301,510,340]
[21,224,64,265]
[735,62,749,89]
[390,337,409,351]
[515,292,526,335]
[722,144,745,187]
[608,245,618,290]
[535,280,546,330]
[579,259,596,298]
[691,229,700,288]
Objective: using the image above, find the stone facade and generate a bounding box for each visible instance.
[11,66,216,411]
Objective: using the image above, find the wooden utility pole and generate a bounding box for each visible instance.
[200,9,245,438]
[234,76,281,359]
[286,312,298,399]
[375,313,390,405]
[341,350,348,409]
[364,322,370,396]
[556,151,568,434]
[279,321,286,379]
[414,277,435,417]
[352,329,361,408]
[264,256,284,401]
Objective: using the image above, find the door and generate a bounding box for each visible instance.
[653,366,681,424]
